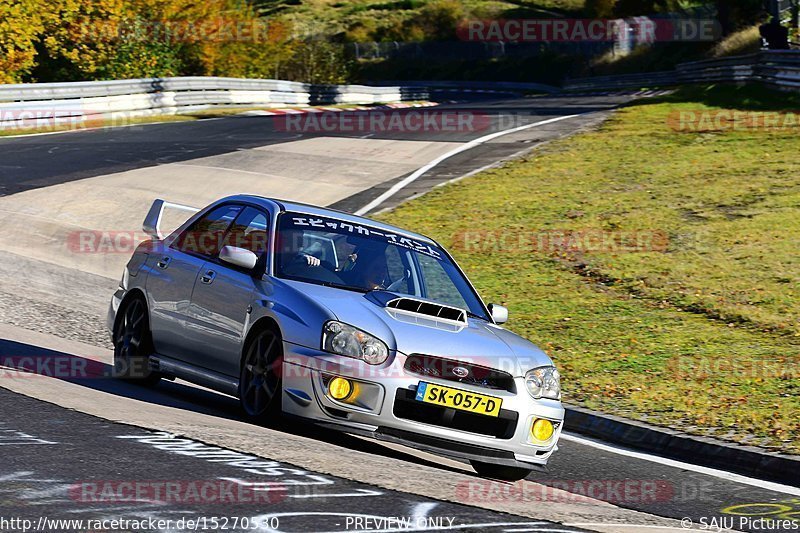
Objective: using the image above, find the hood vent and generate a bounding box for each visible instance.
[386,298,467,325]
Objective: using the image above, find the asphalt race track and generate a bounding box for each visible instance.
[0,388,589,533]
[1,92,799,533]
[0,93,617,198]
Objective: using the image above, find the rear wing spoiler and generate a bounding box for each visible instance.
[143,199,200,240]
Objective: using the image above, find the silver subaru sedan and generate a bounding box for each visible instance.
[108,194,564,481]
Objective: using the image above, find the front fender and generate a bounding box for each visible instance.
[247,277,337,350]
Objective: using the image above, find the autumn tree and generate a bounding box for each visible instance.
[0,0,48,82]
[1,0,329,82]
[38,0,126,79]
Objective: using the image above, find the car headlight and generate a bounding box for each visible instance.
[322,321,389,365]
[525,366,560,400]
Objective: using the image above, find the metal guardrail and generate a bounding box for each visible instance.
[562,70,678,91]
[371,80,561,93]
[0,77,413,102]
[0,77,429,130]
[563,50,800,91]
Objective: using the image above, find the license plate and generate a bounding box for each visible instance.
[415,382,502,417]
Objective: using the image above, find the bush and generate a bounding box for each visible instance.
[100,33,185,79]
[284,39,350,84]
[588,41,710,75]
[708,25,761,58]
[384,0,466,41]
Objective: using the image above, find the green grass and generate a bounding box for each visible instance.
[377,83,800,454]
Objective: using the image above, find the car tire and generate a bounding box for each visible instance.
[112,295,160,386]
[239,327,283,423]
[469,460,532,481]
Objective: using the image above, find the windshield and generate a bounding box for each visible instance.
[275,212,489,320]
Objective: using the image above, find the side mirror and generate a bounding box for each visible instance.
[220,246,258,270]
[488,304,508,324]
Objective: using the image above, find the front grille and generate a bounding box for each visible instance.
[393,388,518,439]
[404,354,516,393]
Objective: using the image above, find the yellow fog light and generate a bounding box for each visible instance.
[531,419,555,442]
[328,377,353,400]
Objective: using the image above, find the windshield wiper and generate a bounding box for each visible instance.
[318,281,370,293]
[466,311,487,321]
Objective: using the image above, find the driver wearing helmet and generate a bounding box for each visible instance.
[342,246,388,290]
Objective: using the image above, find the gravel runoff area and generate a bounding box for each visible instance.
[0,288,113,350]
[0,251,116,350]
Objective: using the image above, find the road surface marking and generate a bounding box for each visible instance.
[354,113,587,216]
[561,433,800,497]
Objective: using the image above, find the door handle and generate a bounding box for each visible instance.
[156,256,172,269]
[200,270,217,285]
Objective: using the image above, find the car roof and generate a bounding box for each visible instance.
[218,194,439,245]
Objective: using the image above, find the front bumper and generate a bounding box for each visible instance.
[281,342,564,470]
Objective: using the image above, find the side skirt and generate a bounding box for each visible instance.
[150,354,240,397]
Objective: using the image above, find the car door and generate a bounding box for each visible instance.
[185,206,270,377]
[146,204,243,360]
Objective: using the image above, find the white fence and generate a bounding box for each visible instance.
[0,77,429,130]
[563,50,800,91]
